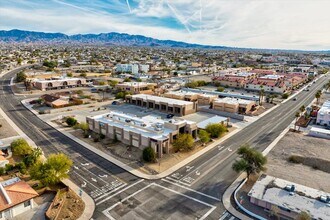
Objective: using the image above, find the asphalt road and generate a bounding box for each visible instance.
[0,66,328,220]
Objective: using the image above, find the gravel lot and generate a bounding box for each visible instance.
[266,131,330,192]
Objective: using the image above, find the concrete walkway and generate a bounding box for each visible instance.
[21,97,244,179]
[0,66,95,220]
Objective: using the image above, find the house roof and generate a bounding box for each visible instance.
[0,178,38,212]
[41,94,59,103]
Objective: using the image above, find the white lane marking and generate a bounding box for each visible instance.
[227,147,232,152]
[218,146,224,151]
[102,183,216,220]
[96,179,144,205]
[73,171,98,189]
[81,163,90,166]
[219,211,229,220]
[81,181,87,188]
[74,165,79,170]
[94,183,127,201]
[81,167,108,184]
[165,176,192,187]
[161,178,221,201]
[196,170,200,176]
[99,174,108,178]
[91,178,97,182]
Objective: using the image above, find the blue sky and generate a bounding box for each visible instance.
[1,0,330,50]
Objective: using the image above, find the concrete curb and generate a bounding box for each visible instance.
[222,93,322,219]
[1,66,95,220]
[21,98,243,179]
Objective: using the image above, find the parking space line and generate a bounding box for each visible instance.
[96,179,144,206]
[161,178,221,201]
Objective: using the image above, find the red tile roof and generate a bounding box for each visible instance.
[0,179,38,212]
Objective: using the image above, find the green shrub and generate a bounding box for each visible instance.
[282,93,289,99]
[5,164,14,172]
[0,167,5,175]
[198,130,210,143]
[10,138,33,156]
[205,123,227,138]
[217,87,225,92]
[16,71,27,82]
[16,162,27,174]
[143,147,156,162]
[66,117,77,127]
[173,133,194,152]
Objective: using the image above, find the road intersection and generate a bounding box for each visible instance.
[0,66,328,219]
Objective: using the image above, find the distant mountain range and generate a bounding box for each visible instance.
[0,29,227,49]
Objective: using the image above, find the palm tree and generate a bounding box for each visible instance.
[300,105,305,118]
[325,80,330,91]
[259,86,265,106]
[295,112,300,131]
[232,144,267,179]
[315,90,322,104]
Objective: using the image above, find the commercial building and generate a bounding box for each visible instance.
[86,111,197,157]
[115,64,139,74]
[212,97,256,114]
[115,82,156,94]
[316,100,330,126]
[164,91,217,105]
[125,94,197,116]
[33,77,87,91]
[245,75,287,94]
[249,175,330,220]
[212,72,256,89]
[0,177,38,219]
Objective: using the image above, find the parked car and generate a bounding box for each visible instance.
[166,114,174,119]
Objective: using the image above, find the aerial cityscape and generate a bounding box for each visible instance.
[0,1,330,220]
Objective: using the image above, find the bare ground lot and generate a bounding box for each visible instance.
[266,131,330,192]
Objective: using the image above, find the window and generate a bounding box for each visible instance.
[0,211,2,218]
[24,200,31,207]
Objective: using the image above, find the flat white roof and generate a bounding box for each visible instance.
[89,111,194,140]
[310,126,330,135]
[197,116,227,129]
[249,175,330,220]
[319,100,330,114]
[131,94,194,106]
[214,97,255,105]
[166,90,217,98]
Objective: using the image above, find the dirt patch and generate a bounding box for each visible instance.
[266,131,330,192]
[46,188,84,220]
[67,126,235,175]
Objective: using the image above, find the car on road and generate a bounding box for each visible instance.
[293,97,297,101]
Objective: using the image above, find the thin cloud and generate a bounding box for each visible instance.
[0,0,330,50]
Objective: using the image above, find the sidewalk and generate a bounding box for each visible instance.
[0,106,95,220]
[21,98,243,179]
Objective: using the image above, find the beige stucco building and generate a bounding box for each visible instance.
[33,77,87,91]
[86,111,197,157]
[115,82,156,94]
[212,97,256,114]
[125,94,197,116]
[164,91,217,106]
